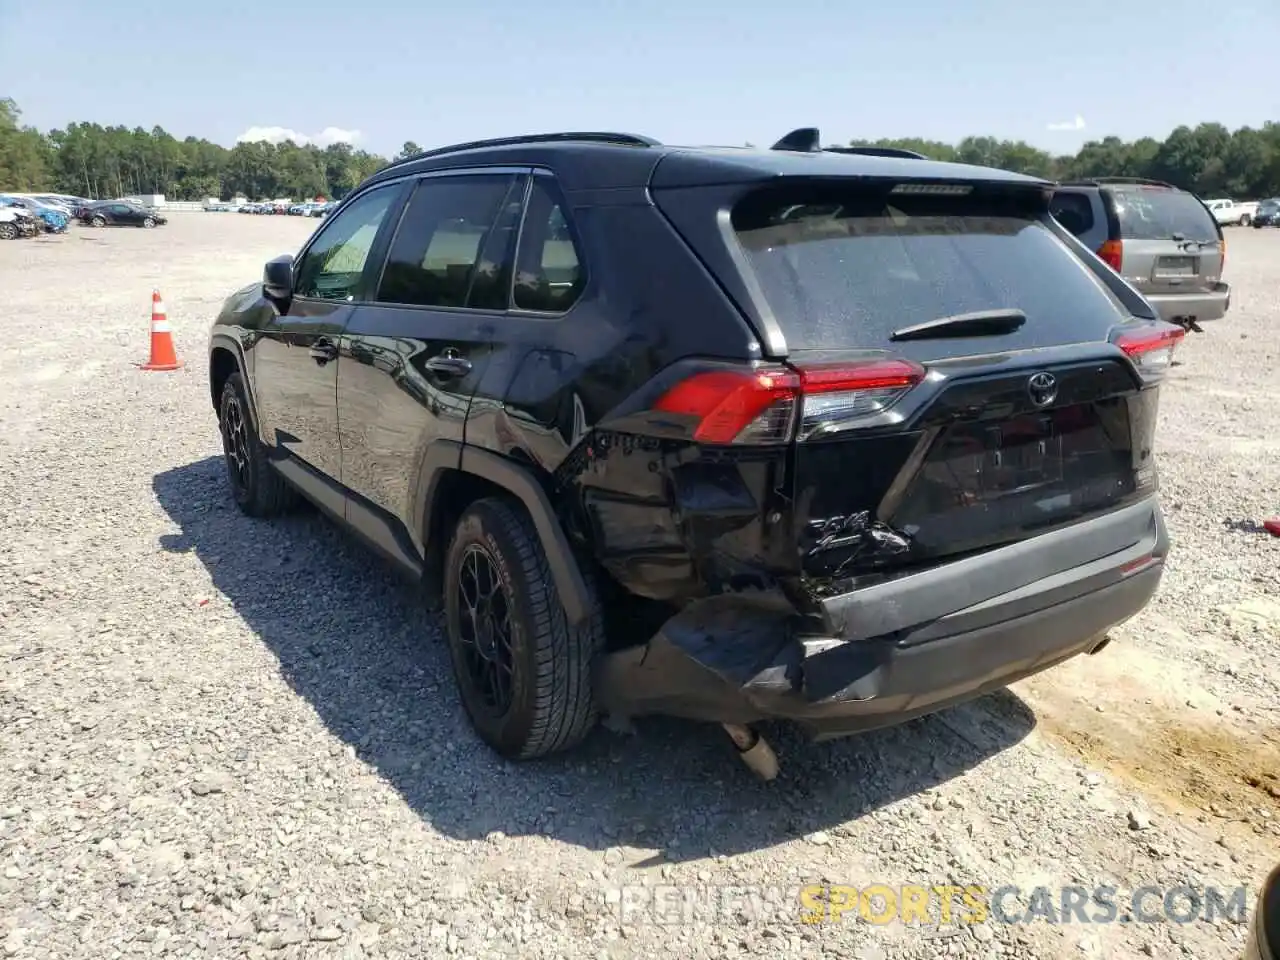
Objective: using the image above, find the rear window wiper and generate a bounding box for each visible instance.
[889,308,1027,342]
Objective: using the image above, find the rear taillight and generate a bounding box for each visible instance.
[652,359,925,444]
[1097,239,1123,273]
[1219,237,1226,273]
[1113,324,1185,383]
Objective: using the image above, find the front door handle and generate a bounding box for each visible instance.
[424,352,473,379]
[309,338,338,364]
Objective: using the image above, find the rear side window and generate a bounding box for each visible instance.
[730,184,1125,351]
[1049,191,1095,237]
[1107,187,1218,242]
[377,174,520,309]
[513,178,585,313]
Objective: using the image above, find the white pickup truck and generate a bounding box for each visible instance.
[1205,198,1258,226]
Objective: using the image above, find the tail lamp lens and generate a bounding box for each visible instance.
[653,359,925,444]
[1113,324,1185,382]
[1097,239,1123,273]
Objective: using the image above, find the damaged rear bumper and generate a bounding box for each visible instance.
[595,497,1168,740]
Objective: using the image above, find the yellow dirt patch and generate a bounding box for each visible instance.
[1015,643,1280,826]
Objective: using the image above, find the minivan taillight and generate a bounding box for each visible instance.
[1112,324,1185,383]
[652,359,926,444]
[1097,239,1123,273]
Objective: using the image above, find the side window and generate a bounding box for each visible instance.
[376,174,518,309]
[513,178,585,313]
[295,185,399,301]
[1049,192,1095,237]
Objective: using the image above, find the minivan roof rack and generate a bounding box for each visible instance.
[1060,176,1178,189]
[385,131,662,170]
[769,128,925,159]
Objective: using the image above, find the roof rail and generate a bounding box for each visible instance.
[825,145,928,160]
[384,131,661,171]
[1060,176,1178,189]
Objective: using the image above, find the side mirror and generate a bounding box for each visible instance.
[263,254,294,302]
[1246,864,1280,960]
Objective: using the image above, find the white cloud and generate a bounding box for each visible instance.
[1046,114,1087,132]
[236,125,362,147]
[313,127,362,147]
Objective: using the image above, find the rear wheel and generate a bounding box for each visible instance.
[1240,214,1251,226]
[218,372,296,517]
[443,497,605,760]
[0,223,15,240]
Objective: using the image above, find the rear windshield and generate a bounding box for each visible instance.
[1107,187,1218,242]
[730,184,1125,351]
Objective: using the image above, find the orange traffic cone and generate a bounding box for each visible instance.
[138,290,183,371]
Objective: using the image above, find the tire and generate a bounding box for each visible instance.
[0,223,15,240]
[443,497,605,760]
[142,217,156,228]
[90,216,105,227]
[217,372,297,518]
[1240,215,1251,226]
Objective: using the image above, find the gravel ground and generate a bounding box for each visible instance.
[0,216,1277,960]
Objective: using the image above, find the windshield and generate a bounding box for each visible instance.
[1259,199,1280,214]
[730,184,1125,352]
[1108,187,1219,242]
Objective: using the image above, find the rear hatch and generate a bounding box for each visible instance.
[651,170,1180,588]
[1103,185,1224,297]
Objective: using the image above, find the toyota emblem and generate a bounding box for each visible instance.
[1027,372,1058,407]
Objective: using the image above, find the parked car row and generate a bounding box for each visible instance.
[0,192,173,235]
[0,195,73,235]
[237,200,334,217]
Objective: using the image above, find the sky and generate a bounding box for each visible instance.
[2,0,1277,158]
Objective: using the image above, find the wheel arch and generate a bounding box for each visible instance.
[209,335,261,435]
[416,441,593,627]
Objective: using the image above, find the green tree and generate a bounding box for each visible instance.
[5,97,1280,202]
[0,98,52,190]
[394,140,423,161]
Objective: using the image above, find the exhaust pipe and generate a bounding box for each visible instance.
[1088,635,1113,655]
[722,723,779,781]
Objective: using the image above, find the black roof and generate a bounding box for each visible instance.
[364,128,1050,194]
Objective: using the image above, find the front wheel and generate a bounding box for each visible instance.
[142,217,156,228]
[0,223,15,240]
[90,216,105,227]
[218,372,297,518]
[444,497,605,760]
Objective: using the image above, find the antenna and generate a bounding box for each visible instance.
[771,128,821,153]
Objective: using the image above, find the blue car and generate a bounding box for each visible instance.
[0,196,70,233]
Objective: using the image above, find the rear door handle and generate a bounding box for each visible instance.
[424,352,473,378]
[309,338,338,363]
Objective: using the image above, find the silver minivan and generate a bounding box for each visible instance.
[1051,177,1229,329]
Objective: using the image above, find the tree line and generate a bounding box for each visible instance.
[4,96,1280,202]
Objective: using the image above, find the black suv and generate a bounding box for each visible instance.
[208,128,1178,768]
